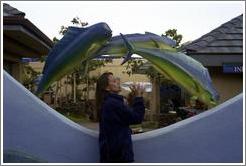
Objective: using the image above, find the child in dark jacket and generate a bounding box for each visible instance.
[96,72,145,163]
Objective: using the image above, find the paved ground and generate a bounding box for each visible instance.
[79,122,99,131]
[78,121,156,133]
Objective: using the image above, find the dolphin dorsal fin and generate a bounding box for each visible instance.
[43,27,88,74]
[120,33,135,65]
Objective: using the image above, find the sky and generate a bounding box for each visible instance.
[3,1,244,43]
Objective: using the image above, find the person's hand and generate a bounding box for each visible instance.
[129,83,145,97]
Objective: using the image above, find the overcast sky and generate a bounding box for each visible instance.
[3,1,244,43]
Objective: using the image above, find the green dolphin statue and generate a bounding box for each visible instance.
[36,22,112,95]
[117,33,219,107]
[96,32,177,60]
[36,22,218,107]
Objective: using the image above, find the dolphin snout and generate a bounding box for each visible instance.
[104,29,112,38]
[107,30,112,37]
[102,23,112,34]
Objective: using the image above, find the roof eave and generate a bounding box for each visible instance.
[3,16,53,48]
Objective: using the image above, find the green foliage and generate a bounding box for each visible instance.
[22,65,41,90]
[71,16,88,27]
[123,58,144,76]
[59,26,67,35]
[123,58,171,84]
[59,17,88,36]
[62,111,90,123]
[163,29,183,47]
[123,58,152,77]
[52,37,59,43]
[39,56,47,63]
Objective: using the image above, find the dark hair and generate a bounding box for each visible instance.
[95,72,113,121]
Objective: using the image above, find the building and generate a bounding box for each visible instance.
[3,3,53,83]
[182,14,243,103]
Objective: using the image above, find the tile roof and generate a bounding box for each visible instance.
[3,3,25,17]
[183,14,243,54]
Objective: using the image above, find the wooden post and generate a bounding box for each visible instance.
[150,77,160,122]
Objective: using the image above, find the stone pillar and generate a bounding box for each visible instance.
[150,77,160,122]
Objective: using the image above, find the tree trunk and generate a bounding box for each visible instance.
[65,75,68,103]
[73,73,76,103]
[86,76,89,101]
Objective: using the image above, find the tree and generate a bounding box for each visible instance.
[52,37,59,43]
[71,17,88,27]
[22,65,41,92]
[162,29,183,47]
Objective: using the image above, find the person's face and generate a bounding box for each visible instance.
[105,74,121,93]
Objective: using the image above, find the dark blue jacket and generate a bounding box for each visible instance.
[99,93,145,163]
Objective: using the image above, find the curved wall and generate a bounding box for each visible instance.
[3,71,243,163]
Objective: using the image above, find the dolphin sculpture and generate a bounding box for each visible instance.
[119,33,219,107]
[36,22,112,95]
[36,22,218,107]
[96,32,177,60]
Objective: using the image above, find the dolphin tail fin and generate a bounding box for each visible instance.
[120,33,135,65]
